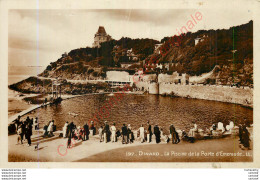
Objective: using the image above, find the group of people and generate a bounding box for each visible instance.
[95,121,191,144]
[62,121,96,148]
[13,115,251,150]
[98,121,165,144]
[14,116,38,146]
[61,121,180,145]
[98,122,135,144]
[43,120,55,137]
[14,115,57,147]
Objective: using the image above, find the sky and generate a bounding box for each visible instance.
[8,9,252,67]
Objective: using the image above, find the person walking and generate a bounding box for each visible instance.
[111,123,116,142]
[121,124,128,144]
[147,121,152,143]
[139,124,145,143]
[153,125,161,144]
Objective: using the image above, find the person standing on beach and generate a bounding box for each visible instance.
[153,125,161,144]
[111,123,116,142]
[147,121,152,143]
[139,124,145,143]
[121,124,128,144]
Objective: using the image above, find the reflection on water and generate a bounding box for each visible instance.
[25,94,253,134]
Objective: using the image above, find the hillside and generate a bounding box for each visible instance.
[145,20,253,86]
[9,21,253,94]
[39,21,253,86]
[38,38,159,80]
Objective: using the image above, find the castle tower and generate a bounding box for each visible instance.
[92,26,112,48]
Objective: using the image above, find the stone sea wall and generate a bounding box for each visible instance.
[159,83,253,107]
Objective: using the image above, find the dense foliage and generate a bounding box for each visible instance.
[39,21,253,86]
[156,21,253,76]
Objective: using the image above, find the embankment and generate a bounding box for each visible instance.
[159,83,253,107]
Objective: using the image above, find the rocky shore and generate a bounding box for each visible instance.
[8,76,109,95]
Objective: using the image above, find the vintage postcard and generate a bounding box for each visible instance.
[0,0,260,168]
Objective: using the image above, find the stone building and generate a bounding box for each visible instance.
[92,26,112,48]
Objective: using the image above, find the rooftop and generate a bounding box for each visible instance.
[97,26,107,34]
